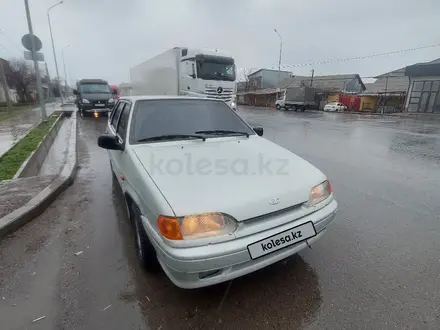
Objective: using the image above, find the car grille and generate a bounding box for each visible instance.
[205,86,234,102]
[93,100,108,107]
[244,202,305,223]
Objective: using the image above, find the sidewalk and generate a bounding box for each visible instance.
[0,107,77,238]
[0,102,59,158]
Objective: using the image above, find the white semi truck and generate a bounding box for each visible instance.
[130,47,237,109]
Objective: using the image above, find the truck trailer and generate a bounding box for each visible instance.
[275,86,320,111]
[130,47,237,109]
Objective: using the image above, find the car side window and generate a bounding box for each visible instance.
[110,102,125,129]
[109,101,120,122]
[116,102,131,141]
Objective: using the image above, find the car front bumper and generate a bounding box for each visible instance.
[79,103,114,112]
[142,198,338,289]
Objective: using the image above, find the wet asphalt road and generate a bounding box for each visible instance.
[1,107,440,329]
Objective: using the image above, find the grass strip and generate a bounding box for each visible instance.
[0,114,59,181]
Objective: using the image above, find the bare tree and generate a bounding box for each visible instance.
[243,68,254,92]
[5,58,36,103]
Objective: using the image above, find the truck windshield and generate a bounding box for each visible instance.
[197,61,236,81]
[80,83,111,94]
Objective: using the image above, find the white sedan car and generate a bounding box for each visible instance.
[324,102,347,112]
[98,96,337,289]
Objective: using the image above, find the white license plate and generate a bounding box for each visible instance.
[94,103,105,107]
[247,221,316,259]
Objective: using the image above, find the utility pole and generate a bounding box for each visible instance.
[310,69,315,87]
[62,45,69,99]
[47,1,64,104]
[383,76,389,115]
[274,29,283,87]
[24,0,47,121]
[0,58,12,112]
[45,62,52,98]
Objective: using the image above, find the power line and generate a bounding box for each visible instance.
[278,43,440,69]
[240,42,440,72]
[0,42,13,57]
[0,28,23,55]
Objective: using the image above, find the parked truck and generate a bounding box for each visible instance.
[275,86,320,111]
[130,47,237,109]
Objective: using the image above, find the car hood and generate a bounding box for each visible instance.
[81,93,111,101]
[132,136,326,221]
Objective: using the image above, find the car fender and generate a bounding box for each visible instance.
[126,148,176,220]
[123,184,144,214]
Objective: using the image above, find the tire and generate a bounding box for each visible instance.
[79,108,87,117]
[276,104,281,110]
[130,203,161,272]
[292,105,297,111]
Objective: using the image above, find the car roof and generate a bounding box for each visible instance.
[118,95,224,103]
[78,79,108,84]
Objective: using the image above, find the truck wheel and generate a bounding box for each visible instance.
[276,104,281,110]
[131,203,161,272]
[292,105,297,111]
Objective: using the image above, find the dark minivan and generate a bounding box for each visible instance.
[74,79,117,117]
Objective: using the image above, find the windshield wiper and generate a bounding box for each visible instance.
[137,134,206,142]
[195,130,249,137]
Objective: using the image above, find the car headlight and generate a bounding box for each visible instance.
[231,101,236,108]
[306,180,332,206]
[158,212,237,240]
[108,98,115,103]
[82,98,90,104]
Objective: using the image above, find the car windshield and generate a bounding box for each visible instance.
[197,61,236,81]
[130,99,254,143]
[80,83,111,94]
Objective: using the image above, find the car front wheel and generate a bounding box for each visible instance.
[276,104,281,110]
[131,203,161,272]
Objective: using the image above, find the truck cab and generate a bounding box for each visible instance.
[179,48,237,110]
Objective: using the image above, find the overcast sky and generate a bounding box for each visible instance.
[0,0,439,85]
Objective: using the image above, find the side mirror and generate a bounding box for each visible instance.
[189,74,196,79]
[253,127,263,136]
[98,135,123,150]
[73,89,78,95]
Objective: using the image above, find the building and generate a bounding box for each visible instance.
[238,71,365,108]
[361,68,409,112]
[247,69,292,90]
[0,58,19,104]
[404,58,440,113]
[358,57,440,113]
[281,74,365,94]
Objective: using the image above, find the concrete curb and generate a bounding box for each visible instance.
[13,115,64,179]
[0,111,77,240]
